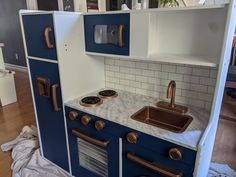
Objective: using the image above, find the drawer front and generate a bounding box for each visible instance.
[123,142,194,177]
[84,13,130,56]
[22,14,57,60]
[65,107,119,177]
[121,128,196,167]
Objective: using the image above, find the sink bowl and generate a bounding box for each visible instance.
[131,106,193,133]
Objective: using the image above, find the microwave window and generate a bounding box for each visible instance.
[94,25,119,45]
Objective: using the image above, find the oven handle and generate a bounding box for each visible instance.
[127,152,182,177]
[72,129,109,148]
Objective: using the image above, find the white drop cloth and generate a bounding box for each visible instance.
[1,125,236,177]
[1,126,69,177]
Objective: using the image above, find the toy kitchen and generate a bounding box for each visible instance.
[19,1,236,176]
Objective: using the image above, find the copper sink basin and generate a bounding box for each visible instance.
[131,106,193,133]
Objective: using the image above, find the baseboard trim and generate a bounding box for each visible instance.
[5,63,28,72]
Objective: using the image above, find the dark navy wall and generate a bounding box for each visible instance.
[0,0,27,66]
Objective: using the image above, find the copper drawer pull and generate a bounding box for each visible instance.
[52,84,60,112]
[44,27,54,49]
[72,129,109,148]
[127,152,182,177]
[118,24,125,48]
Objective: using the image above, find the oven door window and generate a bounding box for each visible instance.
[78,138,108,177]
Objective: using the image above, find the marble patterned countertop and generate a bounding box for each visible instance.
[65,89,210,151]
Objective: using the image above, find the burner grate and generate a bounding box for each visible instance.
[80,96,102,107]
[98,90,118,98]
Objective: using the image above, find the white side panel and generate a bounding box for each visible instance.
[130,12,150,58]
[194,1,236,176]
[53,13,105,102]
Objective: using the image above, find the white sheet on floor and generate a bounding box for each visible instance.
[1,126,69,177]
[1,125,236,177]
[208,162,236,177]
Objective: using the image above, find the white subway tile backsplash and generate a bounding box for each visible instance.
[142,70,155,77]
[105,58,217,110]
[136,62,148,69]
[148,63,162,71]
[199,77,216,86]
[120,79,130,86]
[169,73,183,81]
[192,68,210,77]
[183,75,199,84]
[210,69,217,78]
[155,71,169,79]
[190,84,208,92]
[162,64,176,73]
[176,66,192,74]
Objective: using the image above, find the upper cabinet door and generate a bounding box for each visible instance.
[22,14,57,60]
[84,13,130,56]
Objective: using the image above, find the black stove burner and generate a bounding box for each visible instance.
[81,96,102,105]
[98,90,118,98]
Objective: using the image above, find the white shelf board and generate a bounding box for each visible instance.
[86,52,218,67]
[84,4,225,15]
[149,54,218,67]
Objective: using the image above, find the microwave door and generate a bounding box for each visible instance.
[94,25,118,45]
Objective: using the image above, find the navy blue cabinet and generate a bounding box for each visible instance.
[65,107,119,177]
[29,59,69,172]
[84,13,130,56]
[22,14,57,60]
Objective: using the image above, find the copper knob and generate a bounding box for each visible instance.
[95,120,106,131]
[69,111,78,120]
[169,148,182,161]
[81,115,91,125]
[126,132,139,144]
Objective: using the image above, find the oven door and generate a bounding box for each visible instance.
[68,127,119,177]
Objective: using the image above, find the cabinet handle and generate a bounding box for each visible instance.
[127,152,182,177]
[44,27,54,49]
[72,129,109,148]
[36,76,50,97]
[52,84,60,112]
[118,24,125,48]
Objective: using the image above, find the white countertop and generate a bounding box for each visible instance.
[65,89,210,151]
[0,43,4,47]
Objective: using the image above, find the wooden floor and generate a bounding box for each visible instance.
[0,70,35,177]
[0,70,236,177]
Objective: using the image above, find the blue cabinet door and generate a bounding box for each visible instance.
[84,13,130,56]
[29,59,69,172]
[22,14,57,60]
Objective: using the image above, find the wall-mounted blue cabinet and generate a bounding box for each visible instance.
[84,13,130,56]
[22,14,57,60]
[29,59,69,172]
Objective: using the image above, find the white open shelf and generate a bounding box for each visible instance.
[86,52,218,67]
[85,4,227,68]
[85,4,225,15]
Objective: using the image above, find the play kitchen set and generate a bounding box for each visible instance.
[20,1,236,177]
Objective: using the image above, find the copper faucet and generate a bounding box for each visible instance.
[157,80,188,114]
[167,80,176,108]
